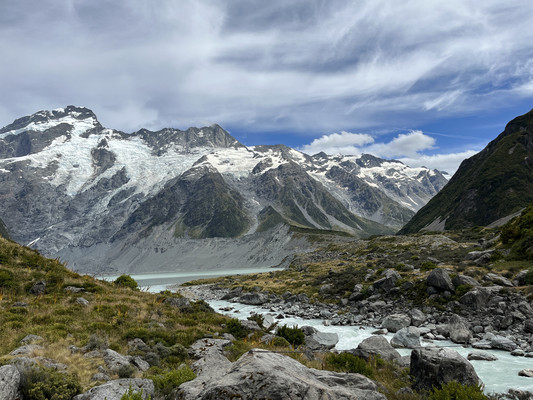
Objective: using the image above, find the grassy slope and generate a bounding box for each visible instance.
[400,108,533,233]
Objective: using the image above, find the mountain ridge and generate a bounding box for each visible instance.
[0,106,447,273]
[400,107,533,233]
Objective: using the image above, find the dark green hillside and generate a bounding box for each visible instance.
[400,108,533,233]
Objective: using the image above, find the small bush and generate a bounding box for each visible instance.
[150,366,196,397]
[421,261,437,271]
[21,366,82,400]
[121,386,151,400]
[524,268,533,285]
[428,381,487,400]
[0,269,15,288]
[114,275,138,290]
[324,352,374,378]
[116,364,136,379]
[276,325,305,347]
[226,318,247,339]
[247,313,264,329]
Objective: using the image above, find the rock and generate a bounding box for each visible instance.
[221,287,242,300]
[484,273,514,287]
[128,338,151,353]
[511,349,525,357]
[518,369,533,377]
[426,268,454,292]
[524,320,533,334]
[240,320,262,331]
[238,292,269,305]
[19,334,43,345]
[490,335,518,351]
[29,280,46,295]
[76,297,90,306]
[459,287,491,310]
[391,327,421,349]
[91,372,111,382]
[0,365,20,400]
[351,336,401,362]
[163,297,192,311]
[64,286,84,293]
[509,388,533,400]
[319,284,335,295]
[188,338,232,375]
[301,326,339,351]
[131,356,150,372]
[382,314,411,333]
[349,284,365,302]
[73,378,154,400]
[263,314,275,328]
[409,309,426,327]
[410,347,481,391]
[447,314,471,344]
[452,274,480,287]
[372,269,401,292]
[467,351,498,361]
[466,250,494,261]
[103,349,132,372]
[10,344,43,356]
[514,270,529,286]
[178,349,386,400]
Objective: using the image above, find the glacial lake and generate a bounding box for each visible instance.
[99,271,533,395]
[98,267,283,293]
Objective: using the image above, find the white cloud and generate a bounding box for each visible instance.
[300,131,374,155]
[300,130,478,176]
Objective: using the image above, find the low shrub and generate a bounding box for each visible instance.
[114,275,138,290]
[150,366,196,397]
[428,381,487,400]
[226,318,247,339]
[121,386,151,400]
[324,352,374,378]
[21,366,82,400]
[276,325,305,347]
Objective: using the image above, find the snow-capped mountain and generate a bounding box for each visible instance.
[0,106,447,274]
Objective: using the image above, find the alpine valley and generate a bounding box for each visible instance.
[0,106,447,274]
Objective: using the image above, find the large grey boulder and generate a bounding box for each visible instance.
[382,314,411,333]
[447,314,472,344]
[372,269,401,292]
[0,365,20,400]
[409,309,426,327]
[238,292,269,305]
[188,338,232,375]
[301,326,339,351]
[459,287,491,310]
[390,327,421,349]
[484,273,514,287]
[427,268,454,292]
[467,351,498,361]
[410,347,482,391]
[351,336,401,362]
[163,297,192,312]
[103,349,132,372]
[73,378,154,400]
[452,274,480,287]
[177,349,386,400]
[490,335,518,351]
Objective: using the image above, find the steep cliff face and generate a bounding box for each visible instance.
[0,106,446,273]
[400,108,533,233]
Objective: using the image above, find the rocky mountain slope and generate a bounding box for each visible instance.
[0,106,446,273]
[400,108,533,234]
[0,218,8,239]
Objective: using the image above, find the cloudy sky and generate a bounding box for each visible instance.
[2,0,533,175]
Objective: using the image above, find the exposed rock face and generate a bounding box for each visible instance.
[0,365,20,400]
[410,347,481,391]
[177,349,387,400]
[301,326,339,351]
[467,351,498,361]
[427,268,454,292]
[351,336,401,362]
[382,314,411,333]
[73,378,154,400]
[447,314,472,344]
[390,327,421,349]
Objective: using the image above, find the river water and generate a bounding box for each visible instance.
[123,273,532,395]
